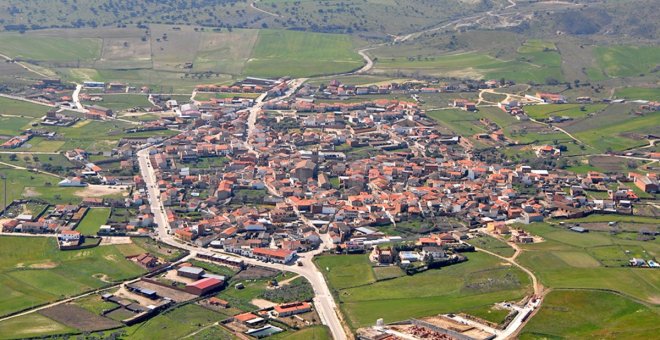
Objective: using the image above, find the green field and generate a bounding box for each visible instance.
[0,167,89,204]
[470,234,516,257]
[0,313,75,340]
[0,236,146,317]
[76,208,111,235]
[570,112,659,152]
[243,30,363,78]
[615,87,660,101]
[272,325,331,340]
[426,109,487,136]
[0,116,33,136]
[124,304,228,339]
[0,97,54,119]
[520,290,660,339]
[525,104,609,120]
[317,252,531,329]
[0,32,101,62]
[594,45,660,78]
[373,40,563,84]
[517,223,660,303]
[81,94,153,112]
[19,119,177,153]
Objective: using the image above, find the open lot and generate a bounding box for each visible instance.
[0,97,54,118]
[520,290,660,339]
[0,236,146,317]
[614,87,660,101]
[317,252,531,329]
[470,234,516,257]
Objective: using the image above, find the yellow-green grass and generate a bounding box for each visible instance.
[0,32,101,62]
[594,45,660,78]
[426,109,487,137]
[76,208,111,235]
[320,252,531,329]
[615,87,660,102]
[193,29,259,74]
[520,290,660,339]
[516,223,660,303]
[72,294,118,315]
[272,326,331,340]
[244,30,363,78]
[0,236,146,317]
[217,272,295,312]
[0,313,75,340]
[372,266,406,281]
[525,104,609,120]
[0,167,82,204]
[187,324,237,340]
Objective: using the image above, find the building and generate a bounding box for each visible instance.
[185,277,224,296]
[251,248,296,264]
[87,105,113,117]
[177,266,205,279]
[272,301,312,317]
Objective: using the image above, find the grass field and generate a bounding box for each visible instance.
[318,252,531,329]
[614,87,660,101]
[0,236,146,317]
[516,223,660,303]
[520,290,660,339]
[243,30,363,78]
[570,111,659,152]
[0,167,87,204]
[0,116,33,136]
[76,208,111,235]
[0,313,75,340]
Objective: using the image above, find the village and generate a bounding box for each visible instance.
[0,74,657,340]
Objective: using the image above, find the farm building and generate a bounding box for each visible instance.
[272,302,312,317]
[185,277,223,296]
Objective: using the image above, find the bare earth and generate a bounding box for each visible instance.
[100,236,132,245]
[251,298,276,309]
[74,185,129,198]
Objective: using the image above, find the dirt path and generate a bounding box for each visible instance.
[0,52,52,78]
[250,1,279,17]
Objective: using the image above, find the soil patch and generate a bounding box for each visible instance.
[39,304,121,332]
[233,266,279,281]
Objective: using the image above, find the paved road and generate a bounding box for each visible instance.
[137,124,347,339]
[72,84,85,111]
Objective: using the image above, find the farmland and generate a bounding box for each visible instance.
[614,87,660,101]
[317,252,531,329]
[520,290,660,339]
[0,236,146,317]
[244,30,363,78]
[124,304,228,339]
[76,208,111,235]
[81,94,153,112]
[516,223,660,303]
[371,39,564,83]
[594,45,660,78]
[0,313,74,340]
[0,97,54,118]
[524,104,609,120]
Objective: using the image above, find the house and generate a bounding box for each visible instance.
[234,312,264,326]
[58,177,87,187]
[135,253,159,268]
[272,301,312,317]
[87,105,113,117]
[251,248,296,264]
[521,212,544,224]
[208,297,230,308]
[629,173,658,193]
[375,247,394,264]
[422,246,446,260]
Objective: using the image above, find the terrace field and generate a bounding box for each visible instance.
[0,236,146,317]
[317,252,531,329]
[520,290,660,339]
